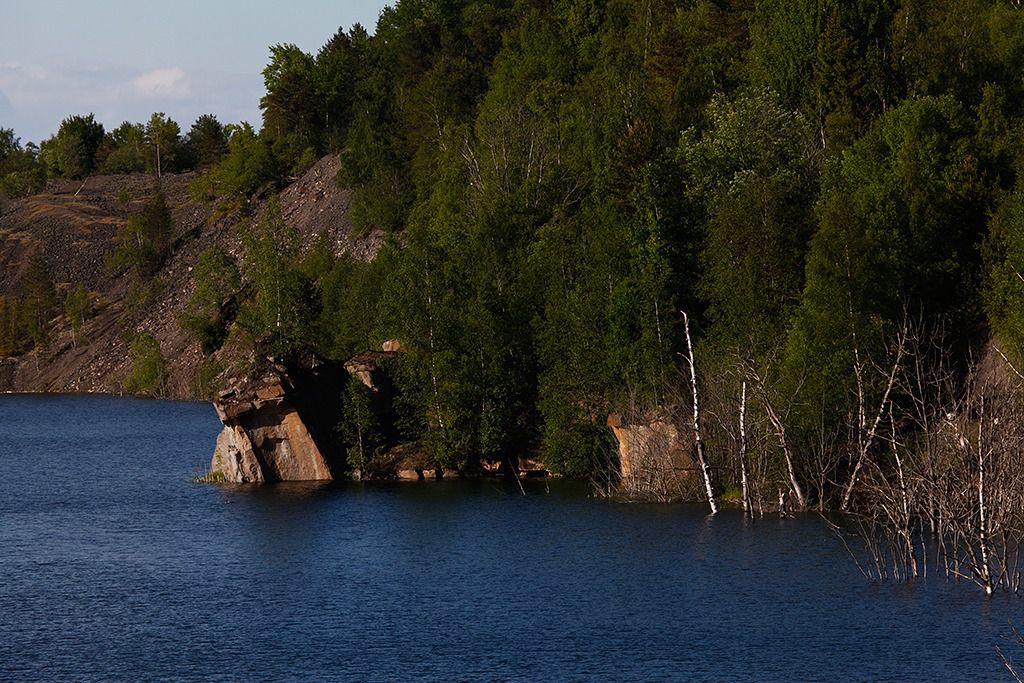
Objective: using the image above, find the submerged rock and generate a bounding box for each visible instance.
[210,354,347,483]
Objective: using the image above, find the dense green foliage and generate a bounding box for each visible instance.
[40,114,105,179]
[63,283,92,348]
[0,251,57,356]
[180,0,1024,480]
[0,128,45,199]
[238,198,318,354]
[97,122,148,175]
[181,246,240,354]
[109,190,175,279]
[126,332,167,396]
[11,0,1024,493]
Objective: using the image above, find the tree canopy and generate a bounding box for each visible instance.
[11,0,1024,491]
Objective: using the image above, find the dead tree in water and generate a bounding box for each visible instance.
[682,312,717,514]
[739,381,753,518]
[999,624,1024,682]
[935,386,1024,595]
[841,323,1024,594]
[841,323,908,511]
[747,362,806,511]
[850,411,922,582]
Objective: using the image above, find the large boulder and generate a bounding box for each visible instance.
[210,354,347,483]
[207,344,553,484]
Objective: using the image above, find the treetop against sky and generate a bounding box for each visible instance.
[0,0,390,144]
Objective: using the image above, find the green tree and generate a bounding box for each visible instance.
[186,114,228,169]
[340,378,383,474]
[126,332,166,396]
[241,197,315,353]
[22,250,57,352]
[261,44,322,168]
[0,128,45,198]
[530,206,623,476]
[63,283,91,348]
[145,113,182,176]
[0,296,28,356]
[304,235,383,360]
[984,191,1024,360]
[891,0,990,103]
[181,245,240,354]
[97,122,147,174]
[110,190,175,278]
[807,1,898,151]
[748,0,821,109]
[787,96,986,426]
[199,123,284,198]
[40,114,105,179]
[314,28,359,150]
[680,88,819,357]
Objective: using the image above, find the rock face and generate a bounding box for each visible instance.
[208,344,554,485]
[211,355,347,483]
[0,155,384,399]
[607,410,694,496]
[343,350,401,391]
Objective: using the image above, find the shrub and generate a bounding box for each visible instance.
[126,332,166,396]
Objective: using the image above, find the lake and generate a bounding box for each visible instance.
[0,394,1020,682]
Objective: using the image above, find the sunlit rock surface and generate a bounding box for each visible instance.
[211,354,346,483]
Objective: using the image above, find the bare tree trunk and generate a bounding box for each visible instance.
[739,381,752,518]
[891,414,917,579]
[841,326,907,511]
[977,395,993,595]
[749,368,806,510]
[682,312,716,515]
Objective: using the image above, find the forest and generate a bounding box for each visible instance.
[6,1,1024,589]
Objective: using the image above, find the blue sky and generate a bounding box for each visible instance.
[0,0,390,144]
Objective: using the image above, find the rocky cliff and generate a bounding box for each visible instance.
[207,344,553,484]
[0,154,380,399]
[607,409,694,500]
[211,354,348,483]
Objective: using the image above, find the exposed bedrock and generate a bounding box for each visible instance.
[607,410,694,493]
[211,353,347,483]
[209,344,552,484]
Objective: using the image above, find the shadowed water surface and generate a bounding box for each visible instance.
[0,394,1019,681]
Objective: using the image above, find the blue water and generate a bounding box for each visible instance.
[0,394,1020,682]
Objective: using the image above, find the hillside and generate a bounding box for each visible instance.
[0,154,381,398]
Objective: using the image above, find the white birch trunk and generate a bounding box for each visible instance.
[683,312,716,514]
[739,381,752,517]
[977,396,993,595]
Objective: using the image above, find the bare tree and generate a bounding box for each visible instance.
[840,321,908,511]
[738,381,753,517]
[839,325,1024,595]
[746,360,806,511]
[682,312,717,514]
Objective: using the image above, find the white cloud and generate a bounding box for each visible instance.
[132,67,191,99]
[0,63,48,83]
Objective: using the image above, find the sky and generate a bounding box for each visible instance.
[0,0,391,144]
